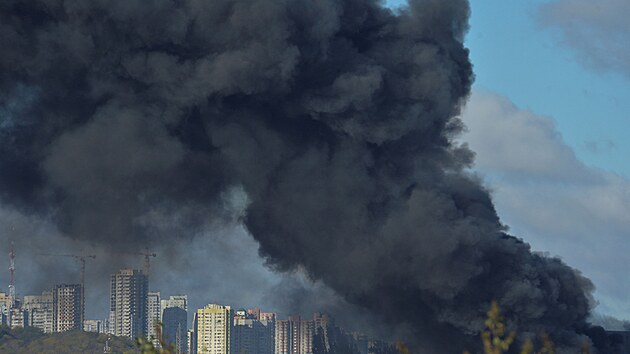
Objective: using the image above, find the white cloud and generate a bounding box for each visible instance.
[537,0,630,78]
[460,91,630,319]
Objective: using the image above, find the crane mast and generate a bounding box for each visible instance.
[38,253,95,328]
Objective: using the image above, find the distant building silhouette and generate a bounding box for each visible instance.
[163,306,188,354]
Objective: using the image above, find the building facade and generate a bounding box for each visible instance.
[194,304,233,354]
[23,291,54,333]
[52,284,82,332]
[161,295,188,313]
[84,319,104,333]
[109,268,148,339]
[233,316,274,354]
[148,292,161,346]
[275,314,331,354]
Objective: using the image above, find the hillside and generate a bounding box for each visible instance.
[0,326,138,354]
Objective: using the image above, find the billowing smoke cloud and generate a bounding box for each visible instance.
[0,0,595,351]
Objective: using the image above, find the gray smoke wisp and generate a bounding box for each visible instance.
[0,0,595,351]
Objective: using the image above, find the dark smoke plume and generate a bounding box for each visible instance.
[0,0,595,351]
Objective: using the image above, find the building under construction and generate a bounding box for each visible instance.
[52,284,83,332]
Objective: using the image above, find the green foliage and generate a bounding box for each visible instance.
[481,301,516,354]
[0,325,137,354]
[460,301,593,354]
[136,322,175,354]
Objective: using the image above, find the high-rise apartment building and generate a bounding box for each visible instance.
[313,313,331,352]
[233,309,275,354]
[162,294,188,354]
[148,292,161,346]
[161,295,188,313]
[109,268,148,339]
[300,320,314,354]
[163,306,187,354]
[23,291,54,333]
[193,304,233,354]
[52,284,82,332]
[275,314,331,354]
[275,316,300,354]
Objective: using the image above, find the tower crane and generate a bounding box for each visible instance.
[38,253,96,327]
[119,248,156,277]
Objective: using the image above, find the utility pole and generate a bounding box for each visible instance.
[104,335,112,353]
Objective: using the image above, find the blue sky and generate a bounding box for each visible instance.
[467,0,630,177]
[388,0,630,177]
[387,0,630,321]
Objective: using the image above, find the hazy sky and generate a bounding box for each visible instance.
[389,0,630,320]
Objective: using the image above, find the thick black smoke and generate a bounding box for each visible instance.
[0,0,594,351]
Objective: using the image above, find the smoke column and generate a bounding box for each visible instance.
[0,0,594,351]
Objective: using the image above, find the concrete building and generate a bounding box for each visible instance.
[148,292,161,346]
[161,295,188,313]
[313,313,331,352]
[188,328,197,354]
[84,319,104,333]
[193,304,233,354]
[8,307,27,329]
[351,332,369,354]
[275,316,301,354]
[300,320,314,354]
[233,312,274,354]
[109,268,148,340]
[274,320,294,354]
[23,291,54,333]
[0,292,11,322]
[260,312,276,322]
[275,314,332,354]
[163,306,187,354]
[52,284,82,332]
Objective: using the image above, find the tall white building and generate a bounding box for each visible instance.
[193,304,233,354]
[109,268,148,340]
[148,292,161,346]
